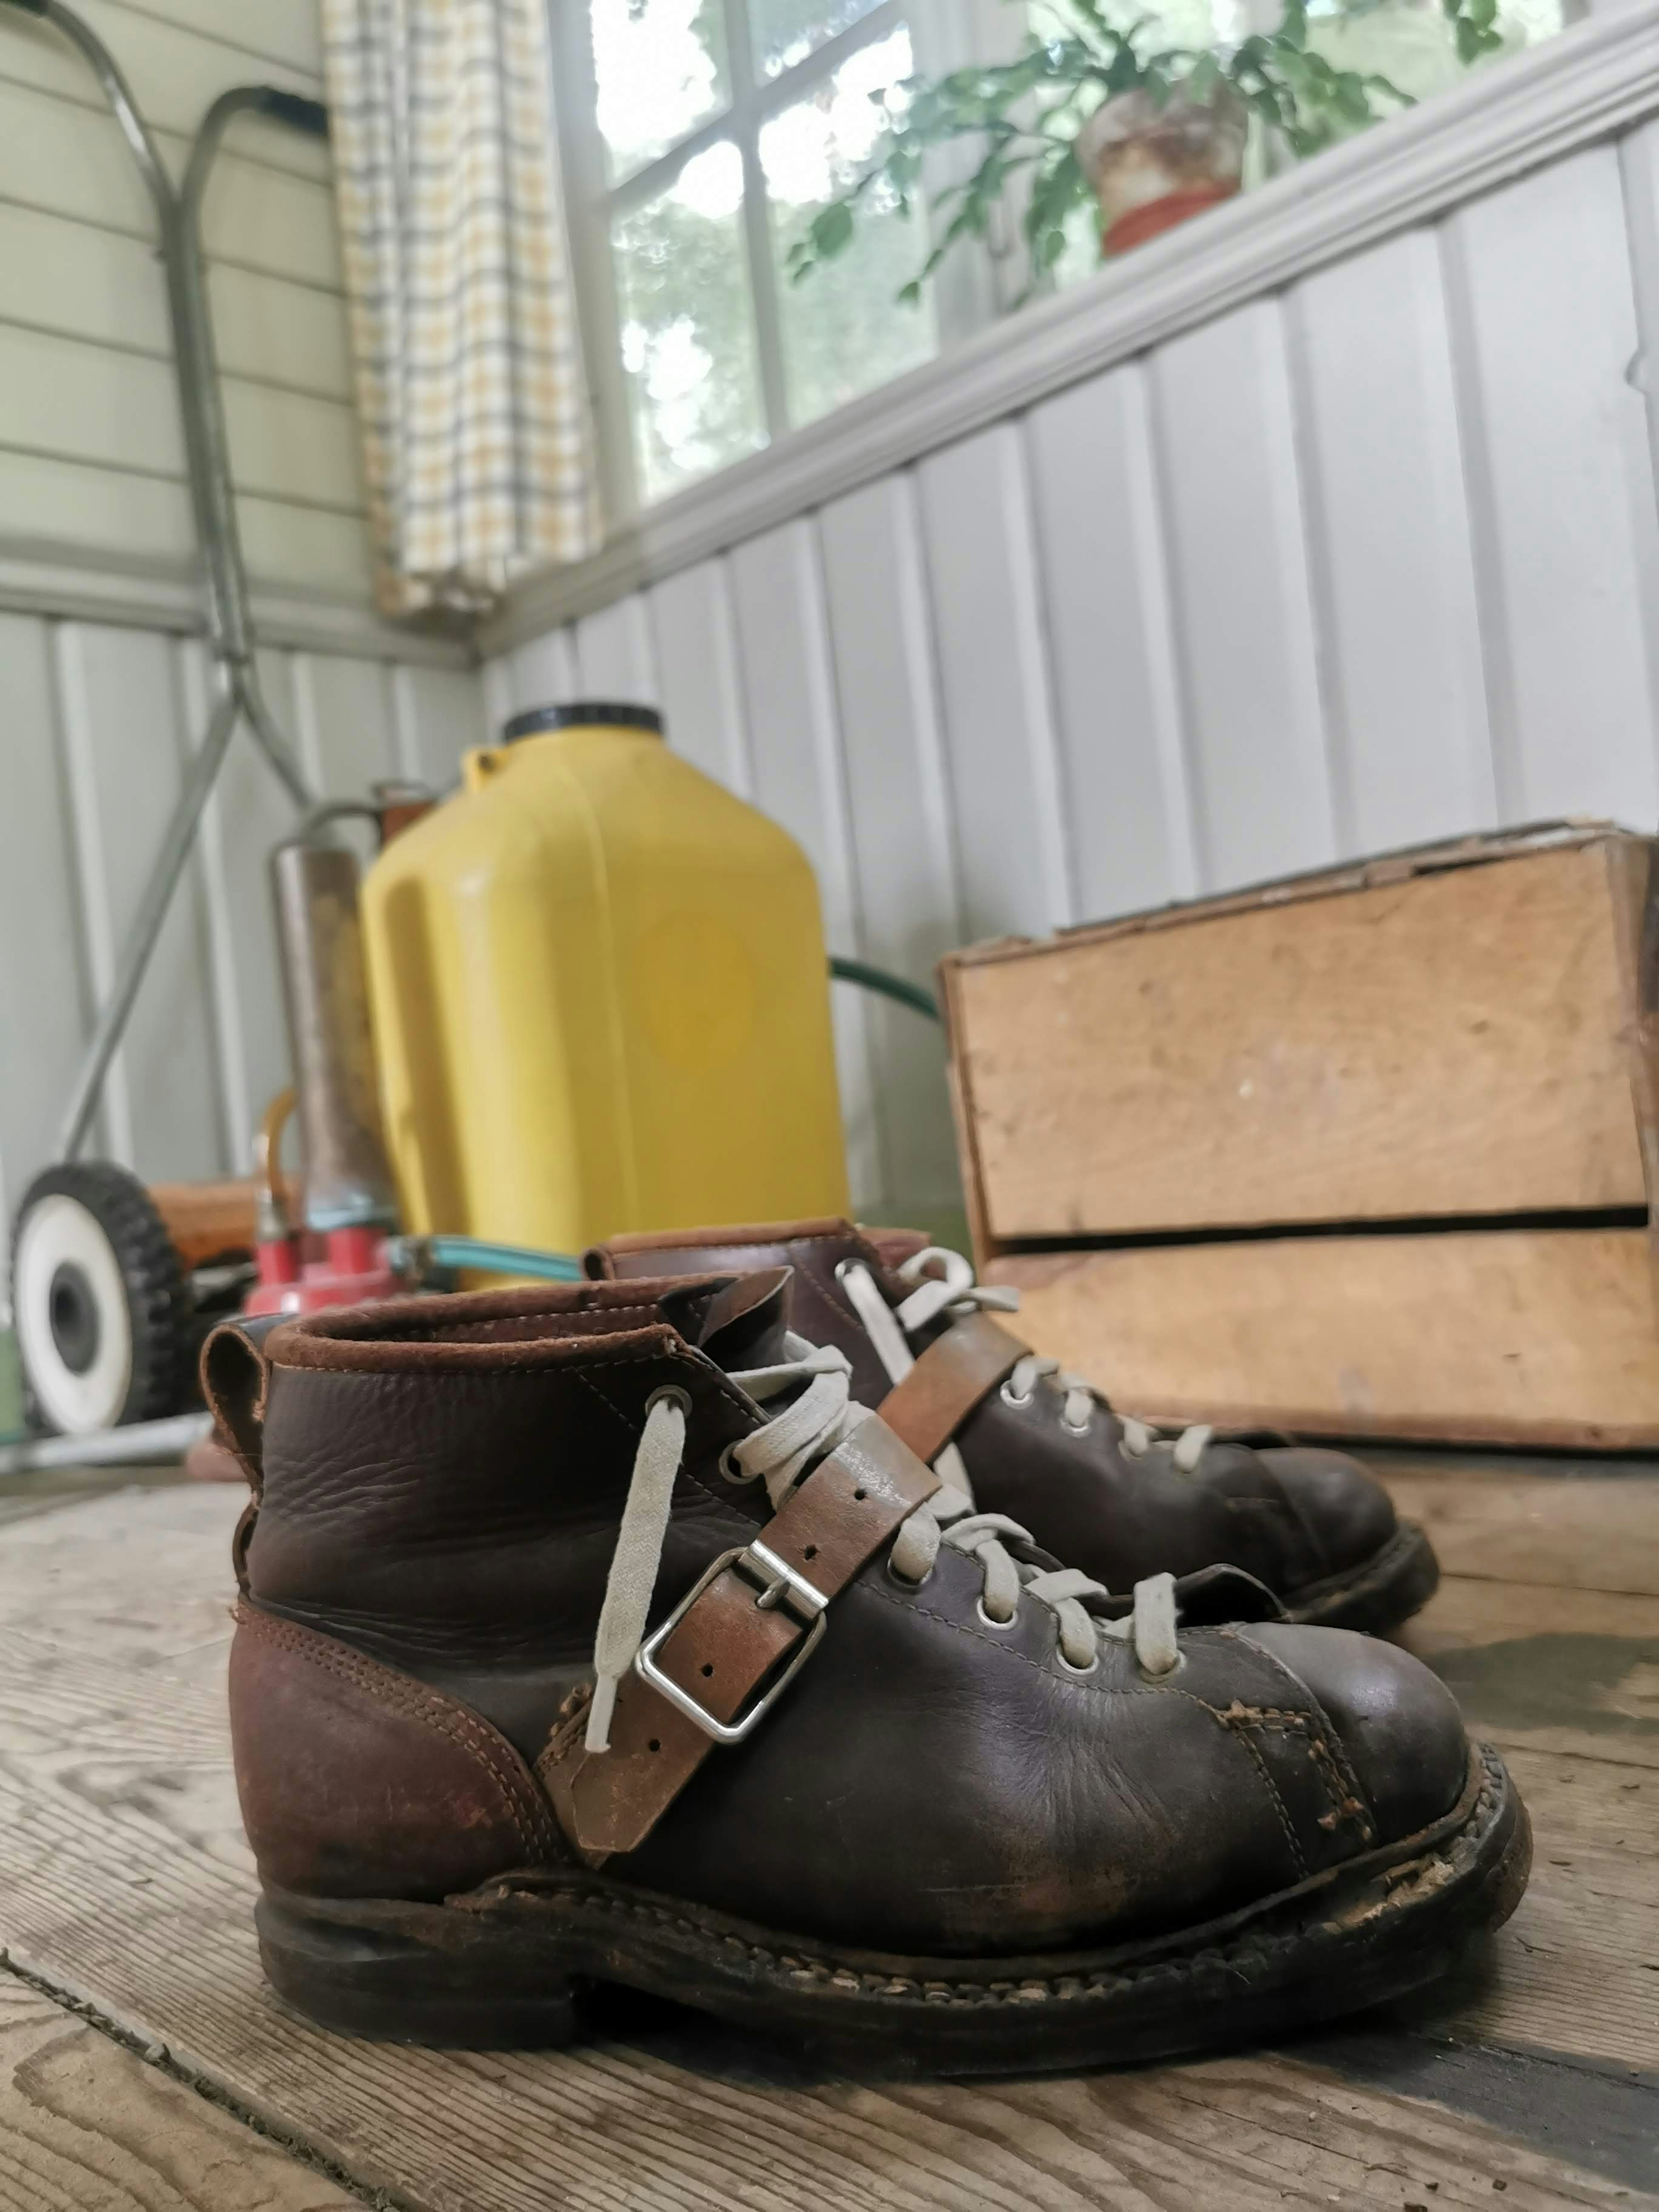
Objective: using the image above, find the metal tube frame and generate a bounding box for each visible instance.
[0,0,328,1160]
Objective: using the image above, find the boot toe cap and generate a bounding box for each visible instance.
[1261,1446,1398,1577]
[1242,1621,1470,1844]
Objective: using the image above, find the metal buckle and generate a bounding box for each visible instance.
[634,1543,829,1746]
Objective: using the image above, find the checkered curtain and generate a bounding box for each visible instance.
[321,0,599,617]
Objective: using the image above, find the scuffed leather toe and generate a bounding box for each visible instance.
[1261,1446,1398,1578]
[1241,1621,1469,1844]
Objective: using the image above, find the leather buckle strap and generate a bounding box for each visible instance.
[877,1309,1027,1465]
[636,1544,829,1745]
[540,1416,940,1862]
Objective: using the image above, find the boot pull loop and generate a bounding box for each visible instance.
[201,1318,272,1492]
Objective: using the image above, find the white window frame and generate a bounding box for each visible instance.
[549,0,1016,528]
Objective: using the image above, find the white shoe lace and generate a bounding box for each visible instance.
[838,1246,1214,1477]
[585,1330,1181,1752]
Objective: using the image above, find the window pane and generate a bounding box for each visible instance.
[763,26,936,429]
[613,142,766,503]
[748,0,885,79]
[589,0,729,180]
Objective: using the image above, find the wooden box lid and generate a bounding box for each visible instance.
[941,822,1659,1246]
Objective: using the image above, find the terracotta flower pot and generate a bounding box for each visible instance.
[1075,84,1249,257]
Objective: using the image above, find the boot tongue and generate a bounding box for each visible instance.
[676,1266,794,1373]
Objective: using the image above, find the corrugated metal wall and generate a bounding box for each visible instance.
[486,127,1659,1227]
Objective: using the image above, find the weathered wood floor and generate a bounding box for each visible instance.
[0,1452,1654,2210]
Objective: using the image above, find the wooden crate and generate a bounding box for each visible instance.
[940,823,1659,1448]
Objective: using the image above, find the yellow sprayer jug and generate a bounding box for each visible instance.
[361,701,850,1254]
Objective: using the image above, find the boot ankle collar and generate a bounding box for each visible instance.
[264,1274,760,1374]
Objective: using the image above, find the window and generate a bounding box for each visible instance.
[555,0,1579,522]
[553,0,952,516]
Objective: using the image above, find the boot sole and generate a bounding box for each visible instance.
[1282,1519,1441,1634]
[255,1739,1527,2075]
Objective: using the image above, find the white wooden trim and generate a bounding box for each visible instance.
[486,0,1659,649]
[0,538,475,667]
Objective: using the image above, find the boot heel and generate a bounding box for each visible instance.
[254,1894,581,2049]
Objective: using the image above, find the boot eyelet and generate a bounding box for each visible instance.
[645,1384,692,1420]
[1062,1412,1091,1437]
[1000,1380,1034,1410]
[1139,1652,1186,1681]
[1055,1647,1098,1678]
[887,1557,932,1592]
[718,1441,756,1485]
[976,1597,1017,1630]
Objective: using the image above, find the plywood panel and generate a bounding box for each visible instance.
[728,518,879,1208]
[915,425,1075,941]
[1287,229,1496,852]
[188,643,303,1167]
[649,558,753,794]
[1148,299,1337,888]
[1000,1225,1659,1449]
[0,613,88,1219]
[952,842,1646,1239]
[1025,361,1199,918]
[818,472,963,1214]
[54,622,225,1179]
[1446,146,1659,824]
[574,594,658,704]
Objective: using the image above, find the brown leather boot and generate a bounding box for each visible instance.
[588,1222,1438,1632]
[210,1271,1524,2071]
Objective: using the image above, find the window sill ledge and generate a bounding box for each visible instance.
[485,0,1659,654]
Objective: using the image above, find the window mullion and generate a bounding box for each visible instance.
[724,0,791,440]
[548,0,639,531]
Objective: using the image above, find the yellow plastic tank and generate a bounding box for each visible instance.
[361,700,850,1253]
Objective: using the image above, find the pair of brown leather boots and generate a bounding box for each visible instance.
[209,1218,1529,2075]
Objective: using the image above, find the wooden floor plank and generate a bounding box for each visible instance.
[1379,1457,1659,1596]
[0,1484,1650,2211]
[1396,1574,1659,1770]
[0,1973,357,2211]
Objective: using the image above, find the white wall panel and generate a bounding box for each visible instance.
[916,424,1075,942]
[507,627,578,717]
[728,519,883,1211]
[292,652,397,801]
[650,559,753,795]
[818,473,962,1214]
[1150,300,1338,890]
[1025,362,1199,919]
[574,594,658,704]
[0,0,327,162]
[53,622,225,1179]
[1445,147,1659,825]
[0,614,89,1226]
[391,663,486,791]
[1287,230,1496,854]
[185,643,299,1170]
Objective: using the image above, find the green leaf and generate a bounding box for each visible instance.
[810,201,855,259]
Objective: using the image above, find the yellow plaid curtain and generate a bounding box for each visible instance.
[321,0,599,617]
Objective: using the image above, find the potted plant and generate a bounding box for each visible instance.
[788,0,1504,289]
